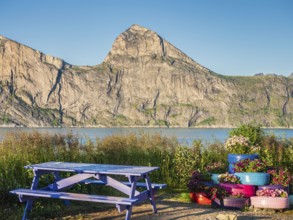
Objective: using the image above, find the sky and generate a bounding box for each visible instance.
[0,0,292,76]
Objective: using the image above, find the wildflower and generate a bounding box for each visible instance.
[267,167,291,186]
[234,159,267,173]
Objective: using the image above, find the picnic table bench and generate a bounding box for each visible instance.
[10,162,166,220]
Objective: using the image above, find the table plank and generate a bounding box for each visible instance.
[25,162,159,176]
[10,189,138,205]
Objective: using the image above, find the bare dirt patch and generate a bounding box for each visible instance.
[54,194,293,220]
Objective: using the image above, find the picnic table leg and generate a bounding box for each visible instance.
[144,174,157,214]
[22,169,40,220]
[125,205,133,220]
[53,171,70,206]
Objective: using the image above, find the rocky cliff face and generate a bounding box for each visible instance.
[0,25,292,127]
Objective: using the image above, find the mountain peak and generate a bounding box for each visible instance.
[128,24,150,32]
[104,24,195,65]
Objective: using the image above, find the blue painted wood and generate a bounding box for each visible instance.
[21,169,42,220]
[25,162,159,176]
[13,162,162,220]
[81,179,167,189]
[145,174,157,214]
[10,189,138,205]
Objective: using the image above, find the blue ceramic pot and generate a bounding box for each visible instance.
[228,154,259,173]
[234,172,270,186]
[228,154,259,164]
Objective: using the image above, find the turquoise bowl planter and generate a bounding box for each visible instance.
[228,154,259,173]
[234,172,270,186]
[211,174,221,184]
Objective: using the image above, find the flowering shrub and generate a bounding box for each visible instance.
[234,158,268,173]
[229,124,264,147]
[205,186,228,200]
[224,135,260,154]
[267,167,292,186]
[256,188,288,198]
[187,170,211,193]
[187,170,228,200]
[218,173,241,184]
[205,162,227,174]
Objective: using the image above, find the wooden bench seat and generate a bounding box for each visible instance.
[10,189,138,205]
[81,179,167,189]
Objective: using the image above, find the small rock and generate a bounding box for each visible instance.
[216,213,237,220]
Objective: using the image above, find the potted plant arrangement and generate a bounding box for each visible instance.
[187,170,213,204]
[218,173,256,197]
[205,185,228,202]
[250,188,289,209]
[224,135,260,173]
[233,158,270,186]
[214,192,249,209]
[205,162,227,184]
[258,167,292,193]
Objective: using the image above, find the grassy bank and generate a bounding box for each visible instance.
[1,128,293,218]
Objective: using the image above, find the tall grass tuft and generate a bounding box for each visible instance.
[0,131,180,204]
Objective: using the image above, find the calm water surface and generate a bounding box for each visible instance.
[0,127,292,146]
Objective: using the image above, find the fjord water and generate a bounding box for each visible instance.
[0,127,292,146]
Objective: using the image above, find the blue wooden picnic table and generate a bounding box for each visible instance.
[10,162,166,220]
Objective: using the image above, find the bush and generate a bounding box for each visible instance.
[229,124,264,147]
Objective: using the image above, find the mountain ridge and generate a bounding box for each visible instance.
[0,25,292,127]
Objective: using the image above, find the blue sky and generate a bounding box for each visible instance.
[0,0,292,76]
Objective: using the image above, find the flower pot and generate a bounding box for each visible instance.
[189,192,196,202]
[194,192,212,205]
[228,154,259,173]
[211,174,221,184]
[250,196,289,209]
[219,183,256,197]
[214,197,249,209]
[258,185,289,193]
[234,172,270,186]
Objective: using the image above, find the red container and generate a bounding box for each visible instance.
[189,192,196,202]
[190,192,212,205]
[219,183,256,198]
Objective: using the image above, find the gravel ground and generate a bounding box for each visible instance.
[54,194,293,220]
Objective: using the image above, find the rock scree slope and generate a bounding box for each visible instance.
[0,24,292,127]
